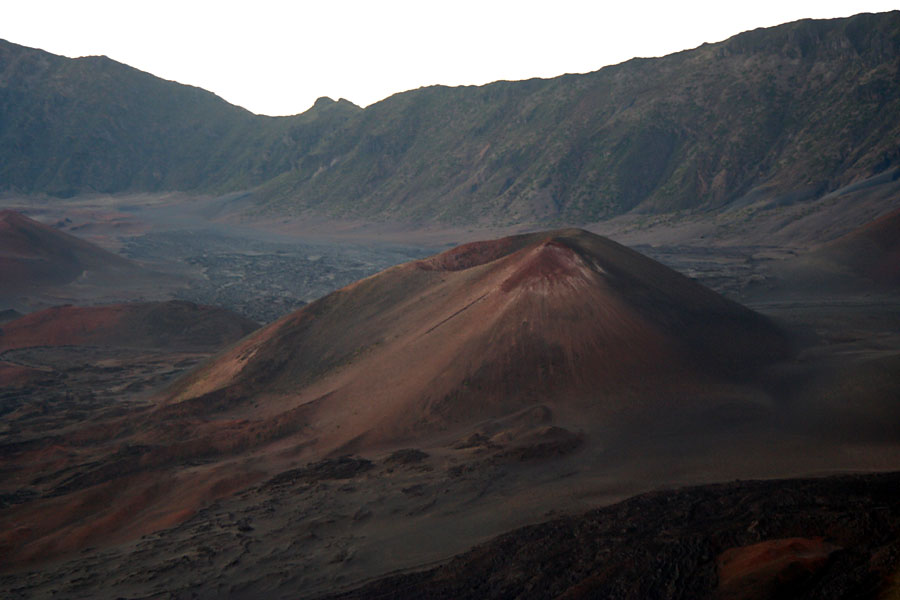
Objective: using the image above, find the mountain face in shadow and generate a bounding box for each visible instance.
[2,11,899,223]
[816,206,900,287]
[0,40,360,197]
[766,205,900,294]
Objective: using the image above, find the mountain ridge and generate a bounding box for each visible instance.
[0,38,360,196]
[2,11,898,225]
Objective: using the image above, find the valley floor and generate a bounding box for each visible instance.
[1,190,898,598]
[2,287,899,599]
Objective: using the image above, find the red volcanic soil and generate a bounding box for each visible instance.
[167,228,788,452]
[0,209,144,293]
[717,537,840,599]
[416,235,526,271]
[0,301,258,352]
[0,229,791,572]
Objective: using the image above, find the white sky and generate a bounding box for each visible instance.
[2,1,897,116]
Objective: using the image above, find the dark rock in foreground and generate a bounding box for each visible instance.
[321,472,900,600]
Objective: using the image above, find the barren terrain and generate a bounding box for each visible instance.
[2,12,899,596]
[1,217,898,599]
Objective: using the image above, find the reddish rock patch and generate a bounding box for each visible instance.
[499,240,590,293]
[0,301,258,352]
[717,537,840,599]
[415,236,521,271]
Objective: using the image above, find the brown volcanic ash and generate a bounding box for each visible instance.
[0,301,259,352]
[0,229,789,569]
[0,210,143,293]
[167,228,788,452]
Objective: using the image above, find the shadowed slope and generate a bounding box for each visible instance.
[0,40,360,197]
[0,210,145,293]
[819,206,900,287]
[767,206,900,294]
